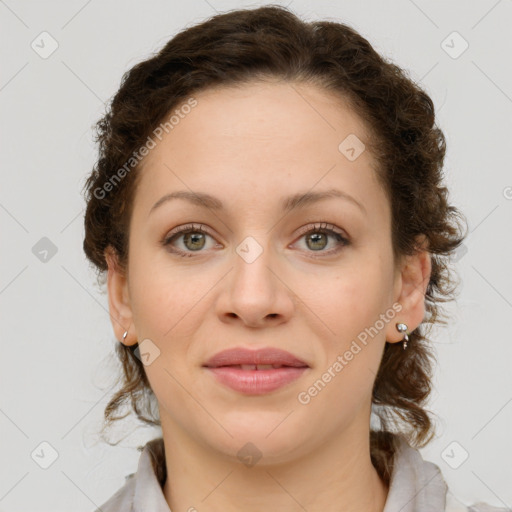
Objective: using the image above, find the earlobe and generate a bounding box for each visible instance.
[386,237,432,344]
[104,246,137,346]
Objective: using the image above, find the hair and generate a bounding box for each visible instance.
[82,4,467,483]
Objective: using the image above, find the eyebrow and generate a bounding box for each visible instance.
[149,188,366,216]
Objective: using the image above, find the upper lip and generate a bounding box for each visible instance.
[203,347,309,368]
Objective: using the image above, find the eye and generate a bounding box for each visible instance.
[162,223,218,257]
[161,221,350,258]
[292,222,350,257]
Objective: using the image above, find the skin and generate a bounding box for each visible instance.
[105,80,431,512]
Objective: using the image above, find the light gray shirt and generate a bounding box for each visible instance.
[94,435,509,512]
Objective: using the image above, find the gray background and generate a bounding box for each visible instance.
[1,0,511,510]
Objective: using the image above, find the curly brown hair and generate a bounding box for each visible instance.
[82,4,467,483]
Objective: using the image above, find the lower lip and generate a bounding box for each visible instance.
[205,366,308,395]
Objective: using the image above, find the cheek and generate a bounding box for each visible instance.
[128,261,222,371]
[128,244,197,329]
[301,274,388,415]
[303,259,389,338]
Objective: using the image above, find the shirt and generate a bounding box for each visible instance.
[94,435,509,512]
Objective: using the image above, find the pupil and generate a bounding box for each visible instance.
[308,233,326,251]
[185,232,205,250]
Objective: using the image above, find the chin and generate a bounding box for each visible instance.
[201,414,313,466]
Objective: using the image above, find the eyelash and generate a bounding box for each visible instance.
[161,222,350,259]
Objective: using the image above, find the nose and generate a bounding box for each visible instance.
[215,238,295,329]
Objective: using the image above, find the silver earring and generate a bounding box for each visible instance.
[122,330,128,343]
[396,323,409,350]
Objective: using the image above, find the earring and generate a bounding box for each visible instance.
[396,323,409,350]
[121,330,128,343]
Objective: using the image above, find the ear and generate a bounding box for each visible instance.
[104,246,138,346]
[385,235,432,344]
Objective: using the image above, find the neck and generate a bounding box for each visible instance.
[161,418,389,512]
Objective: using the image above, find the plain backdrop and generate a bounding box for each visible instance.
[1,0,511,510]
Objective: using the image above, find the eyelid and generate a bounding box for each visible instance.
[163,222,212,242]
[293,221,348,240]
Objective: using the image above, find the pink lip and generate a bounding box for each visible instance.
[203,347,309,395]
[203,347,309,367]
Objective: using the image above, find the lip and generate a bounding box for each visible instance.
[203,347,309,368]
[203,347,310,395]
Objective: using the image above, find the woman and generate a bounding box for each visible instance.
[82,5,506,512]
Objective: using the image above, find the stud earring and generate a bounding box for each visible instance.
[396,323,409,350]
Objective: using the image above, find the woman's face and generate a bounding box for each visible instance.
[106,80,429,463]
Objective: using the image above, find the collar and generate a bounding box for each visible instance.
[382,434,448,511]
[132,438,170,511]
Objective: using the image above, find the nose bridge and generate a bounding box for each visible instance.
[232,234,275,298]
[220,233,293,325]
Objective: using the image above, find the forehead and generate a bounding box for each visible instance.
[165,80,370,152]
[133,80,385,218]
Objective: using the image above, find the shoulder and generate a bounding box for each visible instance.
[445,492,510,512]
[90,437,168,512]
[92,473,136,512]
[386,434,509,512]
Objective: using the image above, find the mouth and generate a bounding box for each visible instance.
[202,347,309,395]
[203,347,309,368]
[215,364,299,370]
